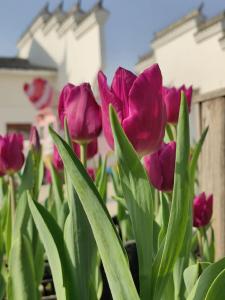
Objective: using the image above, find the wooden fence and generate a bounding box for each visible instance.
[194,88,225,259]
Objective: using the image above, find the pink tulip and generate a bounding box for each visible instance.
[0,133,24,175]
[144,142,176,191]
[162,85,192,124]
[73,139,98,160]
[98,64,166,156]
[58,83,102,143]
[29,126,41,153]
[193,193,213,228]
[53,145,64,171]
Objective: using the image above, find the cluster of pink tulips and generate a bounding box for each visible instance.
[0,63,219,300]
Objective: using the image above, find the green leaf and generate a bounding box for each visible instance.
[63,119,98,299]
[152,93,190,300]
[28,195,75,300]
[95,156,108,201]
[18,151,35,196]
[110,105,153,300]
[184,262,210,295]
[189,127,208,186]
[13,192,30,238]
[50,126,139,300]
[9,233,38,300]
[49,163,66,229]
[205,269,225,299]
[188,257,225,300]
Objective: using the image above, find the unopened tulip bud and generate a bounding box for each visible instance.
[193,192,213,228]
[144,141,176,192]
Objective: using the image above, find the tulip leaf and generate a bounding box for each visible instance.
[110,105,153,300]
[9,233,38,300]
[28,195,75,300]
[49,126,139,300]
[49,163,67,229]
[151,94,190,300]
[63,119,98,299]
[205,269,225,299]
[187,257,225,300]
[184,262,210,295]
[189,127,208,188]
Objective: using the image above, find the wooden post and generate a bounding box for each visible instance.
[194,88,225,259]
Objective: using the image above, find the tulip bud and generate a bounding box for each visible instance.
[58,83,102,143]
[29,126,41,153]
[162,85,192,124]
[98,64,166,156]
[0,133,24,175]
[193,192,213,228]
[144,142,176,192]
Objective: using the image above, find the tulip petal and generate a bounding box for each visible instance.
[111,67,136,118]
[98,71,123,148]
[123,64,166,156]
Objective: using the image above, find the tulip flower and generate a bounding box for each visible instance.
[98,64,166,156]
[0,133,24,175]
[144,142,176,191]
[53,146,64,171]
[58,83,102,143]
[73,139,98,160]
[162,85,192,124]
[29,126,41,153]
[193,192,213,228]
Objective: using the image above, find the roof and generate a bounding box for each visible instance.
[138,50,154,64]
[18,1,107,44]
[197,11,225,32]
[137,6,225,65]
[0,57,57,71]
[153,9,202,41]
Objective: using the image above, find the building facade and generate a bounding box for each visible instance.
[0,1,108,137]
[135,8,225,94]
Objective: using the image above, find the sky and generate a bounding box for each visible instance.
[0,0,224,76]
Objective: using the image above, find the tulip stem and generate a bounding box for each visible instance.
[197,228,204,260]
[80,143,87,168]
[9,175,16,222]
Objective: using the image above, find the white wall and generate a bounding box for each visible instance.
[0,71,56,134]
[135,21,225,94]
[17,10,107,92]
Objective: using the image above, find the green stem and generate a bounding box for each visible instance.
[197,229,203,260]
[80,143,87,168]
[9,175,16,222]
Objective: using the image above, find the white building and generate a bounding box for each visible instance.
[0,1,108,137]
[135,7,225,94]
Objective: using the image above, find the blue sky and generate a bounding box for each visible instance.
[0,0,224,76]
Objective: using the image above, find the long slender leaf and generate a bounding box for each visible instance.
[205,269,225,299]
[187,257,225,300]
[9,234,38,300]
[110,105,153,300]
[28,195,75,300]
[50,126,139,300]
[151,94,190,300]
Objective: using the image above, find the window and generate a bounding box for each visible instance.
[7,123,31,139]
